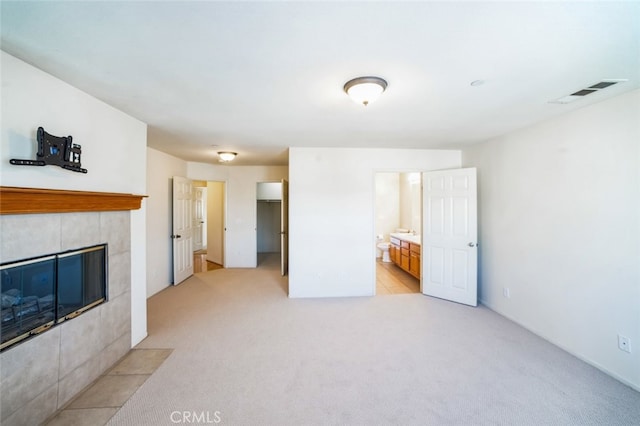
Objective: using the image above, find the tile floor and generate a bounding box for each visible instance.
[45,348,172,426]
[376,258,420,295]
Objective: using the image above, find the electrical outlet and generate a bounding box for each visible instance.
[618,335,631,353]
[503,287,510,299]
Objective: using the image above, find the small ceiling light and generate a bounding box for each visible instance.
[218,151,237,162]
[344,76,388,106]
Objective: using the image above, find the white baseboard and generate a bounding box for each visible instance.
[479,298,640,393]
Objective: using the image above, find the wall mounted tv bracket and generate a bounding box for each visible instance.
[10,127,87,173]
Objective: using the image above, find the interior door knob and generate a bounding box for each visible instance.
[468,242,476,247]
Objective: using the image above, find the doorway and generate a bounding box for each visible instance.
[205,181,225,267]
[373,168,479,305]
[189,180,225,272]
[256,199,281,265]
[256,181,288,275]
[374,172,422,295]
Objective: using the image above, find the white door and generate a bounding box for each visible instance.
[193,187,207,251]
[422,168,477,306]
[280,179,289,276]
[173,176,194,285]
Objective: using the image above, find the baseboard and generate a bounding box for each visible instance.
[479,298,640,393]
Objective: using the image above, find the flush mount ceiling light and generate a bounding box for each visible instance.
[343,76,387,106]
[218,151,237,162]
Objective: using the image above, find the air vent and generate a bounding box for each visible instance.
[571,89,597,96]
[589,81,618,90]
[549,79,627,104]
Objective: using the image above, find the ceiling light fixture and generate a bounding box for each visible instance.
[218,151,237,162]
[344,76,387,106]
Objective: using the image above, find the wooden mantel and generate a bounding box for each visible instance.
[0,186,146,214]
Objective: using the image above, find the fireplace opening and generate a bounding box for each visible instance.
[1,244,107,351]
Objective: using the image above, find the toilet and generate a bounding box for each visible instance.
[377,242,391,263]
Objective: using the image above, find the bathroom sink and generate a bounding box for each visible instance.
[390,232,421,244]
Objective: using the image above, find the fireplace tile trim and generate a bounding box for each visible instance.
[0,210,132,426]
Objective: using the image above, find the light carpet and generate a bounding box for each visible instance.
[109,254,640,425]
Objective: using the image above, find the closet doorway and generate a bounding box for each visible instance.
[256,181,288,276]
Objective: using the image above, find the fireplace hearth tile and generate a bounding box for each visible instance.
[108,348,173,375]
[45,407,118,426]
[67,374,149,409]
[43,348,171,426]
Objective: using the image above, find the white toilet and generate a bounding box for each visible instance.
[376,238,391,263]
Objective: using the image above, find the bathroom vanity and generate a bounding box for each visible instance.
[389,233,421,279]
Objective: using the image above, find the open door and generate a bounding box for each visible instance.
[280,179,289,276]
[172,176,194,285]
[422,168,477,306]
[193,186,207,251]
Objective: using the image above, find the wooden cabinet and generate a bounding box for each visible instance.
[400,241,410,270]
[389,241,399,264]
[409,244,420,279]
[389,237,420,279]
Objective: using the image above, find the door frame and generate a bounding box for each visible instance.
[255,180,288,275]
[372,169,423,295]
[204,180,228,268]
[371,168,478,303]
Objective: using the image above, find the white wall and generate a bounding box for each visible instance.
[375,173,400,241]
[1,53,145,194]
[146,147,187,297]
[289,147,461,298]
[399,172,421,234]
[257,182,283,200]
[462,89,640,390]
[1,51,148,347]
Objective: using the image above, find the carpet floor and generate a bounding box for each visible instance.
[108,254,640,425]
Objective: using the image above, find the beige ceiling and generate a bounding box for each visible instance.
[2,1,639,166]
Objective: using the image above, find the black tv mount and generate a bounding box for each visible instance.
[10,127,87,173]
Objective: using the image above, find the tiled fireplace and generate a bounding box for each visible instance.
[0,194,136,425]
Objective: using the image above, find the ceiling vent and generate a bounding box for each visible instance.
[549,79,627,104]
